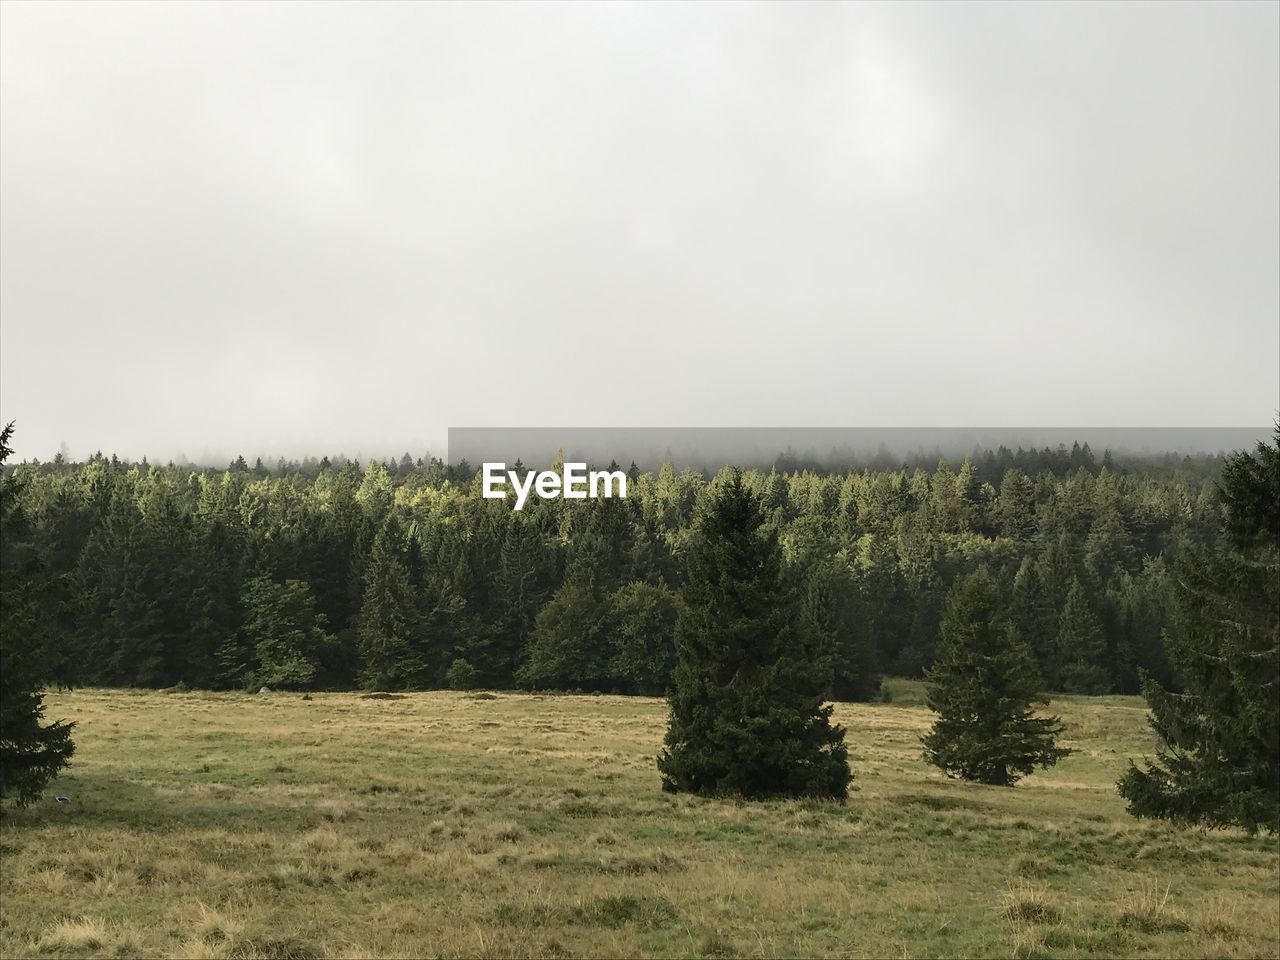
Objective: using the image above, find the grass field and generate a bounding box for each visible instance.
[1,680,1277,960]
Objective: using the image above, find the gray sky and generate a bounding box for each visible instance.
[2,1,1276,463]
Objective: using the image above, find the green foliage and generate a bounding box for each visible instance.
[658,471,851,799]
[1119,427,1280,833]
[0,423,74,805]
[517,579,680,695]
[998,469,1037,542]
[0,438,1239,698]
[803,558,880,702]
[220,577,335,690]
[605,581,679,696]
[1056,578,1110,694]
[922,570,1069,785]
[446,658,479,691]
[516,582,612,691]
[358,516,434,690]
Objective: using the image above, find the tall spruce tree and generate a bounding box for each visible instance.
[357,516,428,689]
[997,469,1038,543]
[1118,429,1280,833]
[657,470,851,799]
[0,423,75,805]
[1056,578,1110,694]
[922,570,1068,786]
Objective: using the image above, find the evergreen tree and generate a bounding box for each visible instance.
[657,470,851,799]
[804,558,880,702]
[997,469,1037,543]
[515,581,612,691]
[1009,557,1057,686]
[221,577,335,690]
[491,514,554,684]
[922,570,1068,785]
[1056,578,1110,693]
[606,580,679,695]
[0,423,75,805]
[1119,429,1280,833]
[358,516,428,689]
[858,533,911,673]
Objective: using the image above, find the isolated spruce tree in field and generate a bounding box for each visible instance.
[657,470,851,799]
[923,570,1068,786]
[0,423,75,805]
[1119,428,1280,833]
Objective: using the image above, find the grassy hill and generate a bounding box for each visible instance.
[1,681,1276,959]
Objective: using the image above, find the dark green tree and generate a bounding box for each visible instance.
[1056,578,1109,694]
[0,423,75,805]
[515,581,612,691]
[606,580,679,695]
[220,577,335,689]
[657,470,851,799]
[1119,429,1280,833]
[997,469,1037,543]
[1009,557,1057,686]
[922,570,1069,785]
[804,558,880,702]
[358,516,429,689]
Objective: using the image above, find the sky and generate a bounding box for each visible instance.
[1,1,1277,463]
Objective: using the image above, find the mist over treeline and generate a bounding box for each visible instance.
[1,430,1235,700]
[8,440,1245,485]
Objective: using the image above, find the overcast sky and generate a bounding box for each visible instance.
[1,1,1276,462]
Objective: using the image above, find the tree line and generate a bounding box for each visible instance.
[2,425,1276,833]
[0,441,1230,699]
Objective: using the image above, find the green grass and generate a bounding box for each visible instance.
[1,681,1276,959]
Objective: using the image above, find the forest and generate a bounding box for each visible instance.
[2,439,1230,700]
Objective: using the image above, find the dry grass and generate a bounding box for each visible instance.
[1,680,1277,959]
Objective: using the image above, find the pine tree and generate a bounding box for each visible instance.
[1056,578,1110,693]
[804,558,880,702]
[515,581,612,691]
[657,470,851,799]
[492,514,553,684]
[922,570,1069,785]
[0,423,75,805]
[998,469,1037,543]
[1118,429,1279,833]
[221,577,334,690]
[858,533,910,673]
[358,516,428,689]
[1010,557,1057,686]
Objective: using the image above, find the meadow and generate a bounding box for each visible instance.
[1,681,1276,960]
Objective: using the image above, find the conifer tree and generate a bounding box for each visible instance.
[804,558,880,702]
[358,516,428,689]
[515,580,612,691]
[606,580,679,695]
[1010,557,1057,686]
[0,423,75,805]
[1119,429,1279,833]
[658,470,851,799]
[221,577,334,689]
[922,570,1069,785]
[1056,578,1110,693]
[997,469,1037,543]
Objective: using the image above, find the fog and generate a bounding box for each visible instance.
[2,2,1276,462]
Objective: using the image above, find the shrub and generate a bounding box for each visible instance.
[446,658,479,691]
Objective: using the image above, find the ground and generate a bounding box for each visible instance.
[1,680,1277,959]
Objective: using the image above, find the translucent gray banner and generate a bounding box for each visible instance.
[447,427,1271,470]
